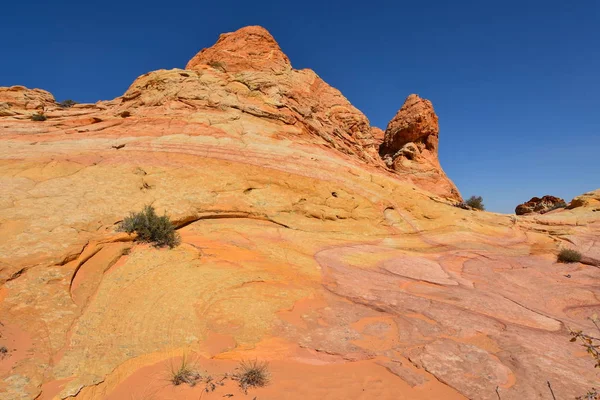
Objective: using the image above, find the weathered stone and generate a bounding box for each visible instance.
[0,25,599,400]
[380,94,461,200]
[515,195,567,215]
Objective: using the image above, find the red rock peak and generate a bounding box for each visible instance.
[186,25,291,73]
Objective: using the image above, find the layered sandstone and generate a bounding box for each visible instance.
[185,25,381,165]
[0,86,56,116]
[568,190,600,210]
[379,94,461,200]
[0,26,599,400]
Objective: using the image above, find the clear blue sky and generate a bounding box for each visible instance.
[2,0,598,213]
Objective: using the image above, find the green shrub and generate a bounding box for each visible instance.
[234,360,269,393]
[557,248,582,263]
[465,195,485,211]
[59,99,76,108]
[31,113,47,121]
[117,205,180,248]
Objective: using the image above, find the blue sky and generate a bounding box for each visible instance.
[1,0,598,213]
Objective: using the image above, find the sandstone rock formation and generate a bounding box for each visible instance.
[186,25,292,74]
[568,190,600,210]
[185,25,381,165]
[0,86,56,116]
[1,26,599,400]
[515,195,567,215]
[379,94,461,200]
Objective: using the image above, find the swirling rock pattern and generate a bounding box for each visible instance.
[0,26,599,400]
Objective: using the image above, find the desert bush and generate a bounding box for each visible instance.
[558,248,582,263]
[234,360,269,393]
[117,205,180,248]
[31,113,47,121]
[120,110,131,118]
[170,357,200,386]
[59,99,76,108]
[465,195,485,211]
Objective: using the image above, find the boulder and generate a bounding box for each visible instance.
[515,195,567,215]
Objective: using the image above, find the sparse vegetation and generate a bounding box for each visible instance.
[170,357,201,386]
[117,205,180,248]
[58,99,77,108]
[233,360,270,393]
[31,112,47,121]
[0,346,8,357]
[558,248,582,263]
[120,110,131,118]
[208,60,226,72]
[465,195,485,211]
[570,315,600,399]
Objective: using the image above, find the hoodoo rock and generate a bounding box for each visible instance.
[379,94,461,201]
[1,26,599,400]
[515,195,567,215]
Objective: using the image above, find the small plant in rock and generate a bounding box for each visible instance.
[117,205,180,248]
[0,346,8,358]
[465,195,485,211]
[31,112,47,121]
[577,389,599,400]
[558,248,582,263]
[570,315,600,399]
[208,60,226,72]
[58,99,77,108]
[170,356,201,386]
[120,110,131,118]
[233,359,270,393]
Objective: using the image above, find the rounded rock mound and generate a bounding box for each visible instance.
[515,195,566,215]
[186,25,292,74]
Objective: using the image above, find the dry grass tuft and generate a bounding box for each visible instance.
[234,359,270,393]
[170,357,201,386]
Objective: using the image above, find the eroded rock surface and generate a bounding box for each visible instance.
[0,26,599,400]
[0,86,56,116]
[569,190,600,210]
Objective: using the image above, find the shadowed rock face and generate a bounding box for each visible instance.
[1,26,599,400]
[380,94,462,201]
[515,195,567,215]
